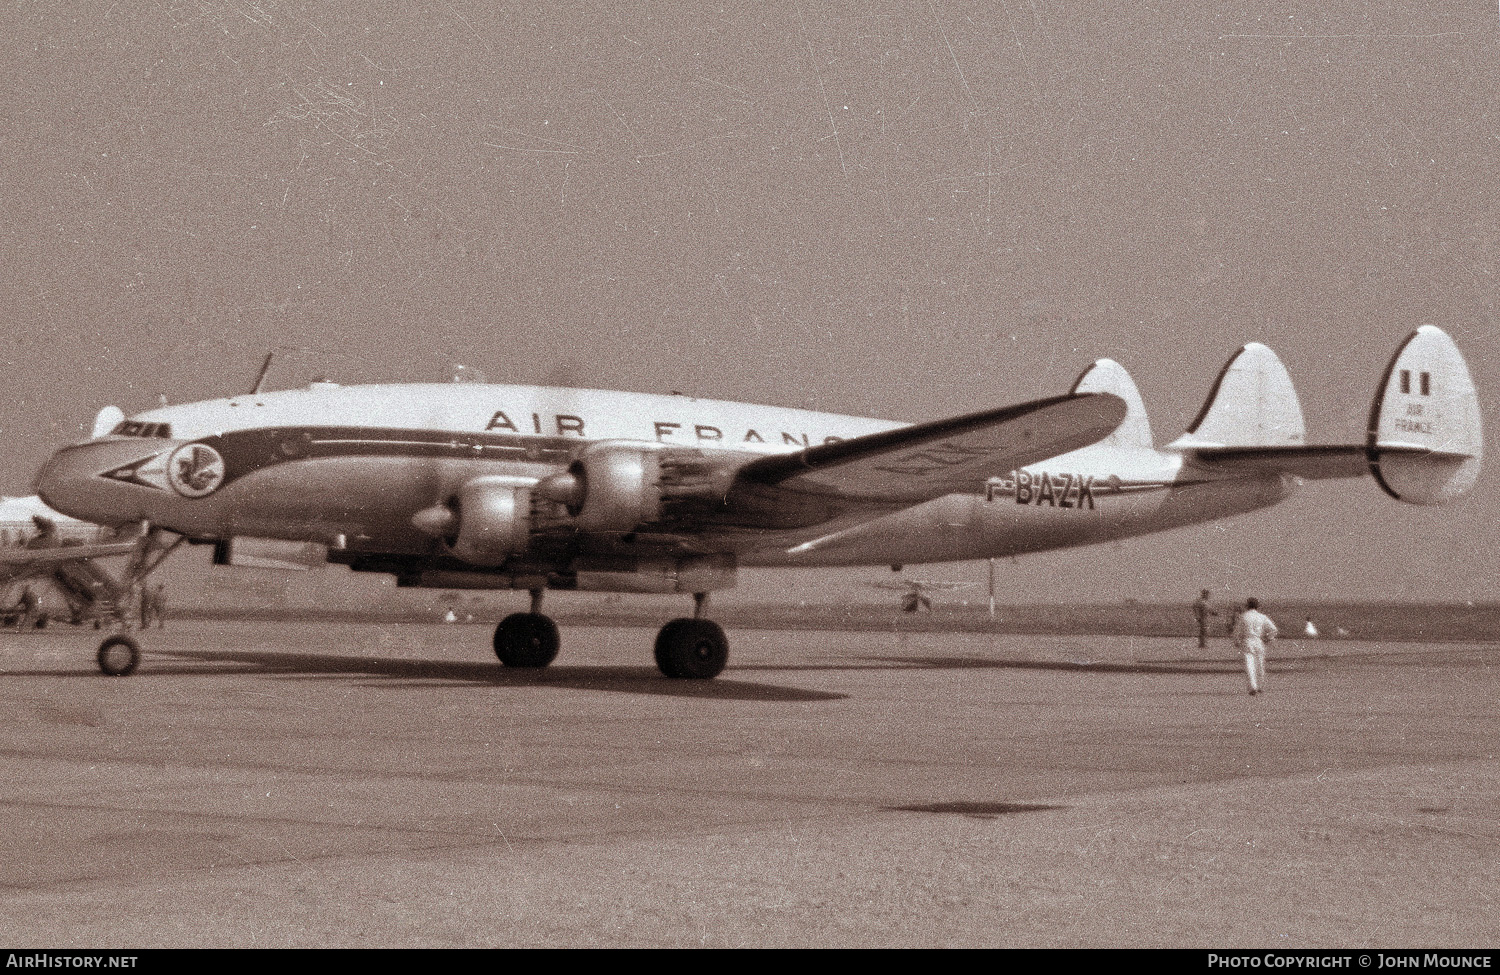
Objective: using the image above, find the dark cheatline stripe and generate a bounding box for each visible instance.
[203,425,584,489]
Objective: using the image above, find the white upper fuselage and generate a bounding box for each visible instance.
[124,381,903,454]
[34,380,1294,572]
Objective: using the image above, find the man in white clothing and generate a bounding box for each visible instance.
[1232,598,1278,695]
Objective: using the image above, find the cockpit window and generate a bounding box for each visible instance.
[110,421,173,438]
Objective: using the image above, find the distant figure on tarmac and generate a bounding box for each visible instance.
[17,585,39,630]
[1232,598,1279,696]
[139,584,168,629]
[1303,616,1319,638]
[1193,589,1218,649]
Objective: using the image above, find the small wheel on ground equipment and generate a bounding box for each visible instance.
[97,634,141,676]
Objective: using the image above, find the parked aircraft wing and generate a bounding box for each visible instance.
[734,392,1126,504]
[870,579,974,591]
[0,542,139,566]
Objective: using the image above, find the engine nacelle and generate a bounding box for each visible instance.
[438,476,533,567]
[539,442,664,533]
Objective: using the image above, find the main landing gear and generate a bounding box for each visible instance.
[493,590,561,668]
[654,593,729,679]
[492,590,729,680]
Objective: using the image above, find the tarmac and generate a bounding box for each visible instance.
[0,619,1496,947]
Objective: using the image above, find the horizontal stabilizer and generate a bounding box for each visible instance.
[737,392,1126,504]
[1071,359,1153,448]
[1169,342,1305,450]
[1367,325,1482,504]
[1184,444,1369,481]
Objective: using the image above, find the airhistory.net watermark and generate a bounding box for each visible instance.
[5,957,137,969]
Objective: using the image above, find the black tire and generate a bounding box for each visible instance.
[97,635,141,676]
[494,613,560,668]
[654,618,729,679]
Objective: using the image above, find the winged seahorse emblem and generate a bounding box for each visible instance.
[167,443,226,497]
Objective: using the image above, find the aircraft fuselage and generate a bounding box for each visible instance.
[34,381,1294,581]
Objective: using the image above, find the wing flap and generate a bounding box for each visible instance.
[736,392,1126,504]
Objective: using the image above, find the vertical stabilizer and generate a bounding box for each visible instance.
[1168,343,1305,449]
[1070,359,1153,448]
[1367,325,1482,504]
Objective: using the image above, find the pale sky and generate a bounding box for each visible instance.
[2,1,1496,605]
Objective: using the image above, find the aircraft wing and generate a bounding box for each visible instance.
[0,542,139,567]
[733,392,1126,505]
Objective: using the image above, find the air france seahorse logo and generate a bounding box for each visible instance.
[166,443,226,498]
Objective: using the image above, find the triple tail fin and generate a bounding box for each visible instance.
[1071,359,1154,448]
[1366,325,1482,504]
[1171,327,1482,506]
[1167,343,1305,450]
[90,406,123,439]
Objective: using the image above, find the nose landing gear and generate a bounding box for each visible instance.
[92,526,183,676]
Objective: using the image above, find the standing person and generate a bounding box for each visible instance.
[1193,589,1217,649]
[1232,598,1278,696]
[152,584,167,629]
[17,586,39,630]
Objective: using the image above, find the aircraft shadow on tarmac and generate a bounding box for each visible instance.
[831,646,1494,676]
[886,801,1069,820]
[88,648,847,702]
[873,655,1245,675]
[737,654,1246,675]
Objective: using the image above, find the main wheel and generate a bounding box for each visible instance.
[494,613,560,668]
[654,618,729,679]
[97,634,141,676]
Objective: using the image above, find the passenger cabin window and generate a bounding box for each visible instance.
[110,421,173,438]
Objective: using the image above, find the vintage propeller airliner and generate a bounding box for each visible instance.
[33,325,1482,679]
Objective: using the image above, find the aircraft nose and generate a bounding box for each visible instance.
[33,438,171,525]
